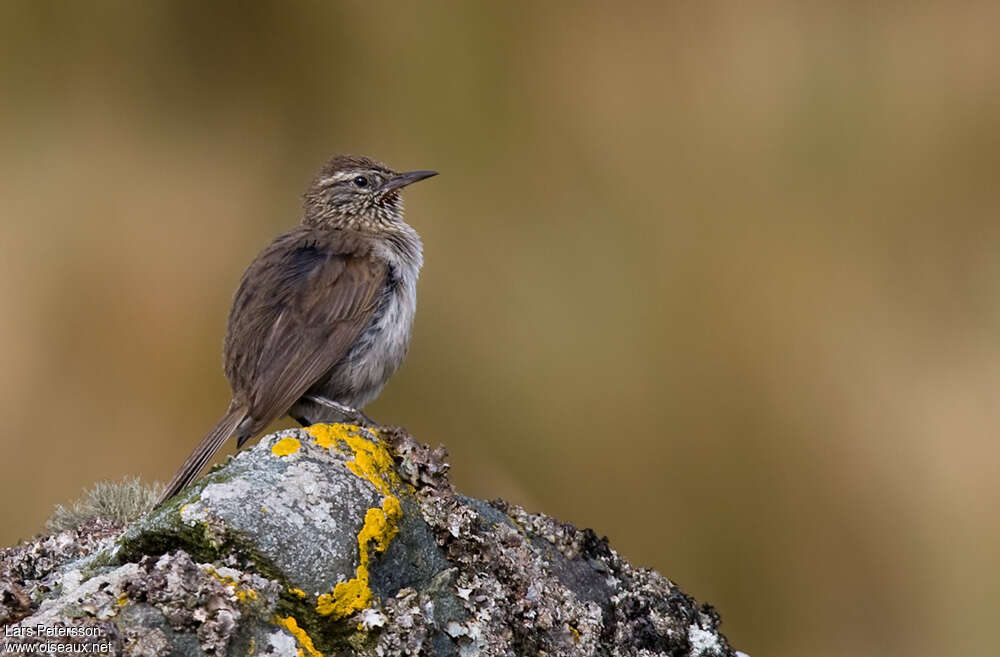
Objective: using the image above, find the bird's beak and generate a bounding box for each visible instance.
[381,170,438,194]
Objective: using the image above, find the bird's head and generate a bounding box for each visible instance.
[302,155,437,230]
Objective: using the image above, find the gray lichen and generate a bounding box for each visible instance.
[1,424,740,656]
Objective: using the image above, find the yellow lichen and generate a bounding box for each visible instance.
[306,424,396,494]
[289,587,308,599]
[308,423,361,450]
[316,577,370,618]
[116,593,128,608]
[236,587,258,603]
[306,424,403,619]
[275,615,323,657]
[314,495,402,618]
[362,496,402,552]
[204,567,258,604]
[271,436,302,456]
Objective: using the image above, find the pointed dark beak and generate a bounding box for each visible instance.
[381,170,438,194]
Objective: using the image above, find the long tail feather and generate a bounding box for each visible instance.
[154,404,249,508]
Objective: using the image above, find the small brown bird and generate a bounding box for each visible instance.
[155,155,436,507]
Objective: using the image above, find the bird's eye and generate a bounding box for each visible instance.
[353,176,368,188]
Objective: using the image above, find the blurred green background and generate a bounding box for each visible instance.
[2,2,999,655]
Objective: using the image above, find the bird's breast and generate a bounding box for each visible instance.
[330,254,420,408]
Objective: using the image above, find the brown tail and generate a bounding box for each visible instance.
[154,403,249,508]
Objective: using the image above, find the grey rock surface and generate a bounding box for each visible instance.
[1,424,740,656]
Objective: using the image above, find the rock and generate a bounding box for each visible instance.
[0,424,740,656]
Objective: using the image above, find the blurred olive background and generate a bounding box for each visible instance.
[2,1,999,655]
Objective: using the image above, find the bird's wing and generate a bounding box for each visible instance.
[224,230,386,429]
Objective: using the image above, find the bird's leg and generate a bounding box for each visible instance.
[301,394,379,428]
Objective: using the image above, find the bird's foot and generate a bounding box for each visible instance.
[299,395,379,428]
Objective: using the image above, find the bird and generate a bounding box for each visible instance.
[154,155,436,507]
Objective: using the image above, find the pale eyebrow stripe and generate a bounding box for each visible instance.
[319,171,361,185]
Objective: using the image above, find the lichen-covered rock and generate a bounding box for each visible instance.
[0,424,740,656]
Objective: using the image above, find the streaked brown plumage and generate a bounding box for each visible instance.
[155,155,436,507]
